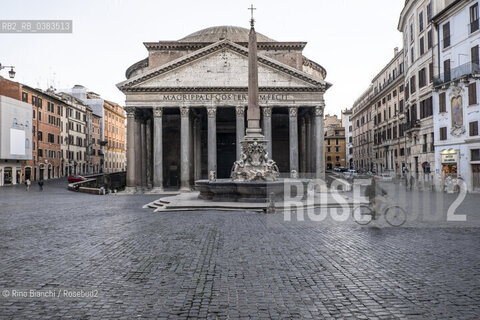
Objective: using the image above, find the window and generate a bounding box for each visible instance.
[419,68,426,88]
[443,22,450,48]
[411,47,415,62]
[22,92,28,102]
[420,97,432,119]
[469,83,477,105]
[38,131,43,141]
[400,100,404,113]
[47,133,54,143]
[419,37,425,55]
[439,92,446,112]
[410,23,414,42]
[440,127,447,141]
[444,59,451,82]
[427,29,433,49]
[471,3,479,33]
[410,76,416,93]
[419,11,424,32]
[470,121,479,136]
[472,149,480,161]
[327,156,331,161]
[38,149,43,157]
[472,45,479,67]
[38,112,42,121]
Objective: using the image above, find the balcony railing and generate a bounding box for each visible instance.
[404,120,420,131]
[433,62,480,86]
[470,19,479,34]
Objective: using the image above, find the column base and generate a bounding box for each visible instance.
[149,187,164,194]
[180,186,192,192]
[124,186,137,194]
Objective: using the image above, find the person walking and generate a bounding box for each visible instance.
[25,178,31,191]
[38,178,44,191]
[409,174,415,190]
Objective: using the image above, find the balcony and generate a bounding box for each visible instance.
[404,120,420,131]
[433,62,480,86]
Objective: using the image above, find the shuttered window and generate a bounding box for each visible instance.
[470,121,479,136]
[443,22,450,48]
[469,83,477,106]
[439,92,446,113]
[440,127,447,141]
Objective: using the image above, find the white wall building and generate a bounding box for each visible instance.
[432,0,480,192]
[341,108,354,168]
[0,95,32,185]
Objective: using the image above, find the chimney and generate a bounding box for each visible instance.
[394,47,399,56]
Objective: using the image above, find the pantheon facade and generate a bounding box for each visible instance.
[117,26,331,191]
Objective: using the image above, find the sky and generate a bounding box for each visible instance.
[0,0,404,116]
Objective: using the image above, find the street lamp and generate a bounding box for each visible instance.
[0,63,16,79]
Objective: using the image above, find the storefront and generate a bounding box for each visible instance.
[440,149,459,188]
[3,167,13,185]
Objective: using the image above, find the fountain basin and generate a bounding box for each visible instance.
[195,179,311,203]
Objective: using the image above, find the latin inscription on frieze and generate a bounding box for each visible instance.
[160,93,289,103]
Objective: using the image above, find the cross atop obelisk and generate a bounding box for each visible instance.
[246,4,261,136]
[248,4,256,27]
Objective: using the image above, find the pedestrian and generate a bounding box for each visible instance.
[38,178,44,191]
[409,175,415,190]
[25,178,31,191]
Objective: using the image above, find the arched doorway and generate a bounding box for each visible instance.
[25,167,32,180]
[48,164,52,179]
[39,164,45,180]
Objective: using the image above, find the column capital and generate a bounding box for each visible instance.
[315,106,324,117]
[289,107,298,117]
[262,106,272,118]
[125,107,136,119]
[180,106,189,118]
[153,107,163,118]
[235,106,245,117]
[207,106,217,118]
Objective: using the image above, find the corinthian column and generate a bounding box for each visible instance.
[289,107,299,175]
[262,107,272,157]
[300,117,307,174]
[180,106,190,191]
[135,110,143,189]
[152,107,163,192]
[141,120,147,189]
[315,104,325,179]
[235,106,245,159]
[125,107,136,192]
[207,106,217,175]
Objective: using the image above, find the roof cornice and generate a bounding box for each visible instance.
[120,86,324,93]
[144,41,307,51]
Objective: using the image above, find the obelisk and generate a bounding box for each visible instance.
[246,15,261,136]
[230,7,279,181]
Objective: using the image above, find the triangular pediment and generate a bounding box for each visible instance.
[117,40,326,91]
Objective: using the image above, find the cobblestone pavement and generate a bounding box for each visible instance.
[0,179,479,319]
